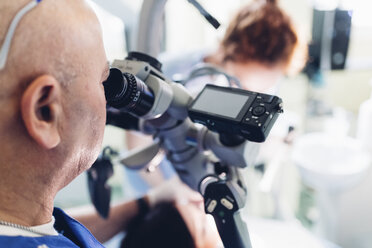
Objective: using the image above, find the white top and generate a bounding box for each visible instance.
[0,217,59,237]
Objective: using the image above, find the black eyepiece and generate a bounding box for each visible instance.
[103,68,154,117]
[103,68,126,102]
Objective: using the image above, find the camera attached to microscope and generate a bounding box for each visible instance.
[188,84,283,143]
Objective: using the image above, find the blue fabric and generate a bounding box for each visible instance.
[0,208,104,248]
[158,159,176,180]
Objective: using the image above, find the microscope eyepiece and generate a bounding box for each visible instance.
[103,68,155,117]
[103,68,126,102]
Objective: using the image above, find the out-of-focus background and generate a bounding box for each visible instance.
[55,0,372,247]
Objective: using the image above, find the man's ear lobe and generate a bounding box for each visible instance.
[21,75,62,149]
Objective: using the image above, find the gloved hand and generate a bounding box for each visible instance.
[147,176,204,208]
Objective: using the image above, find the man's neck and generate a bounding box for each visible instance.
[0,175,56,227]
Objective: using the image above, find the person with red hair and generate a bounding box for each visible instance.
[203,0,306,93]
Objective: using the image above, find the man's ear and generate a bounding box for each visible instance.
[21,75,62,149]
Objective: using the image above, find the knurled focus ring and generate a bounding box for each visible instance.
[121,73,138,109]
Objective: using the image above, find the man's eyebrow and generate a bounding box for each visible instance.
[102,62,110,81]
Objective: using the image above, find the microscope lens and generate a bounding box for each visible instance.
[103,68,155,117]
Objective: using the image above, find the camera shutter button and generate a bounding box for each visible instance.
[253,106,266,116]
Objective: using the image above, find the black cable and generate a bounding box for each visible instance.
[187,0,220,29]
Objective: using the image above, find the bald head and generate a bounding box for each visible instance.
[0,0,102,94]
[0,0,109,192]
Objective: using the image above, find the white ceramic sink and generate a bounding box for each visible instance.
[292,132,371,192]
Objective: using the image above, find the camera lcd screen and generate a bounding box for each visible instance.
[191,88,249,119]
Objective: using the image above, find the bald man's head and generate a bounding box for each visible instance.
[0,1,110,224]
[0,0,109,190]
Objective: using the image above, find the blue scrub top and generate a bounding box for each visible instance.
[0,208,104,248]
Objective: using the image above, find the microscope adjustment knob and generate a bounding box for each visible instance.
[207,200,218,213]
[221,198,234,210]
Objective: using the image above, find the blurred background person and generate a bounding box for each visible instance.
[183,0,306,94]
